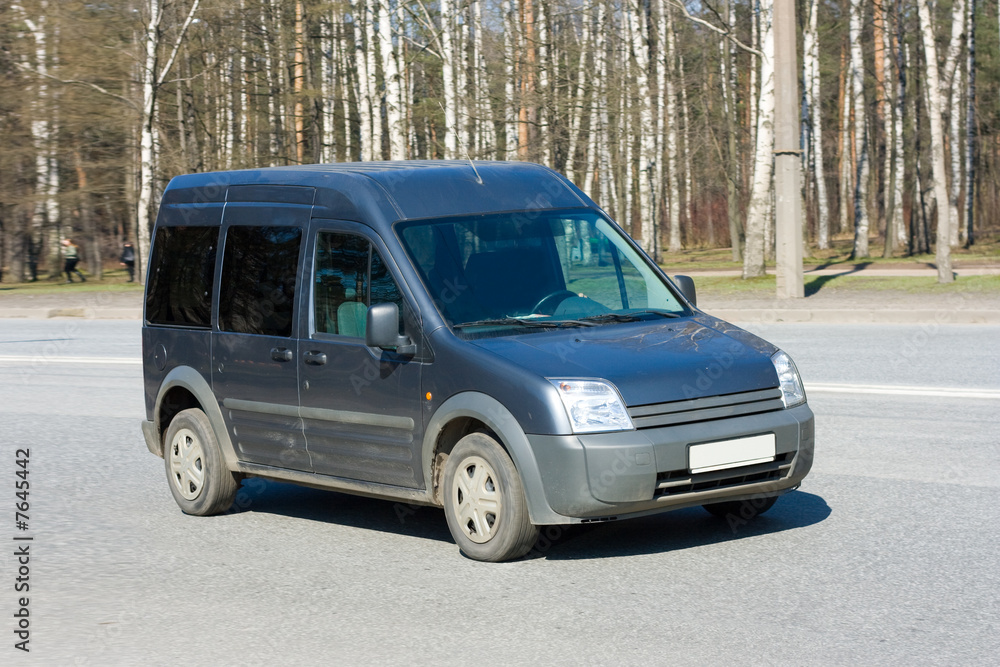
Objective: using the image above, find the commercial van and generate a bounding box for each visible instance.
[141,161,814,561]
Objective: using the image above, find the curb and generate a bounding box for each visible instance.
[708,309,1000,325]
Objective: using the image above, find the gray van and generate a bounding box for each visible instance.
[141,161,814,561]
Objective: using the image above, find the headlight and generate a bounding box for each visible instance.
[771,350,806,408]
[549,379,634,433]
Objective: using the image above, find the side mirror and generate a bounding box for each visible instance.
[672,275,697,307]
[365,303,416,355]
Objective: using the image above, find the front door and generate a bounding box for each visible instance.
[297,222,425,488]
[212,203,310,471]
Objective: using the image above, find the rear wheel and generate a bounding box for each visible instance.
[703,495,778,520]
[163,408,238,516]
[442,433,539,562]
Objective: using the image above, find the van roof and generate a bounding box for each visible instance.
[159,160,591,225]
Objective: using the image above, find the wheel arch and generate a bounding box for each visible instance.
[422,392,565,525]
[152,366,238,469]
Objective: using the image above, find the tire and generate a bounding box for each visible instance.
[163,408,238,516]
[703,495,778,520]
[442,433,539,562]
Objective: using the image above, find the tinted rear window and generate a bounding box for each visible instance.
[218,226,302,337]
[145,226,218,328]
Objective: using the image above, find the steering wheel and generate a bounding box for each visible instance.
[531,290,579,315]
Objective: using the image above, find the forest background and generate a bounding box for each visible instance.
[1,0,998,285]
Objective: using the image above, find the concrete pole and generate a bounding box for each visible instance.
[773,0,805,298]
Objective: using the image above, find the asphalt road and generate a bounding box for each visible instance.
[1,320,998,665]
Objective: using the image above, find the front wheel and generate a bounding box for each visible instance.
[163,408,238,516]
[442,433,539,562]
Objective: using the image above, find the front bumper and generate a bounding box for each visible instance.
[528,403,814,522]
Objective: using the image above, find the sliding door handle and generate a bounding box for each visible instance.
[303,350,328,366]
[270,347,293,362]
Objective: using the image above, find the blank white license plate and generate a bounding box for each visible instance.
[689,434,776,474]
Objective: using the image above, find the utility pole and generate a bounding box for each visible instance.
[773,0,804,298]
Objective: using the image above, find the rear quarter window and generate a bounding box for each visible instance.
[145,226,218,328]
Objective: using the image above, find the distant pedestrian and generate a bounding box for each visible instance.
[120,242,136,282]
[61,238,86,283]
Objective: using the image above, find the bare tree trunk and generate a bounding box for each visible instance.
[664,3,681,252]
[378,0,405,159]
[805,0,829,249]
[364,0,379,159]
[320,11,335,162]
[964,0,976,246]
[441,0,457,158]
[565,9,589,186]
[472,0,494,157]
[517,0,536,161]
[14,3,60,275]
[502,0,518,158]
[136,0,201,284]
[538,0,550,165]
[943,0,966,246]
[293,1,306,163]
[350,1,371,160]
[849,0,870,259]
[838,44,852,236]
[722,0,742,261]
[74,150,101,280]
[884,4,902,257]
[743,0,774,279]
[679,53,693,247]
[918,0,954,282]
[629,0,655,254]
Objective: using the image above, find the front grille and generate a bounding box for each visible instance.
[629,388,784,430]
[653,452,795,499]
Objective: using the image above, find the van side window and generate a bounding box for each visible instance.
[219,226,302,337]
[146,226,217,328]
[314,232,403,337]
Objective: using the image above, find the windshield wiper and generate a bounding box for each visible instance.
[580,310,683,323]
[453,317,596,329]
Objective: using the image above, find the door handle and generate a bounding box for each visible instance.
[303,350,328,366]
[270,347,293,362]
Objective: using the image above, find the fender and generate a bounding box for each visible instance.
[422,392,567,525]
[152,366,240,469]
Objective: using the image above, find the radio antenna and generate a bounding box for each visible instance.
[464,150,483,185]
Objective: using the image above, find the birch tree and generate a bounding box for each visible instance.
[849,0,870,258]
[378,0,406,159]
[743,0,774,279]
[964,0,976,246]
[136,0,202,284]
[13,2,60,272]
[441,0,457,158]
[918,0,953,282]
[943,0,965,246]
[804,0,828,249]
[661,0,681,253]
[628,0,656,254]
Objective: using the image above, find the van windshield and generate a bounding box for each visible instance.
[398,209,689,335]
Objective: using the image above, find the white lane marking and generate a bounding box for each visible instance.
[806,383,1000,400]
[0,355,140,365]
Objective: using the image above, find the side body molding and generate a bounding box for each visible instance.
[422,392,567,525]
[151,365,240,469]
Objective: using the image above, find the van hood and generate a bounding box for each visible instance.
[468,315,780,406]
